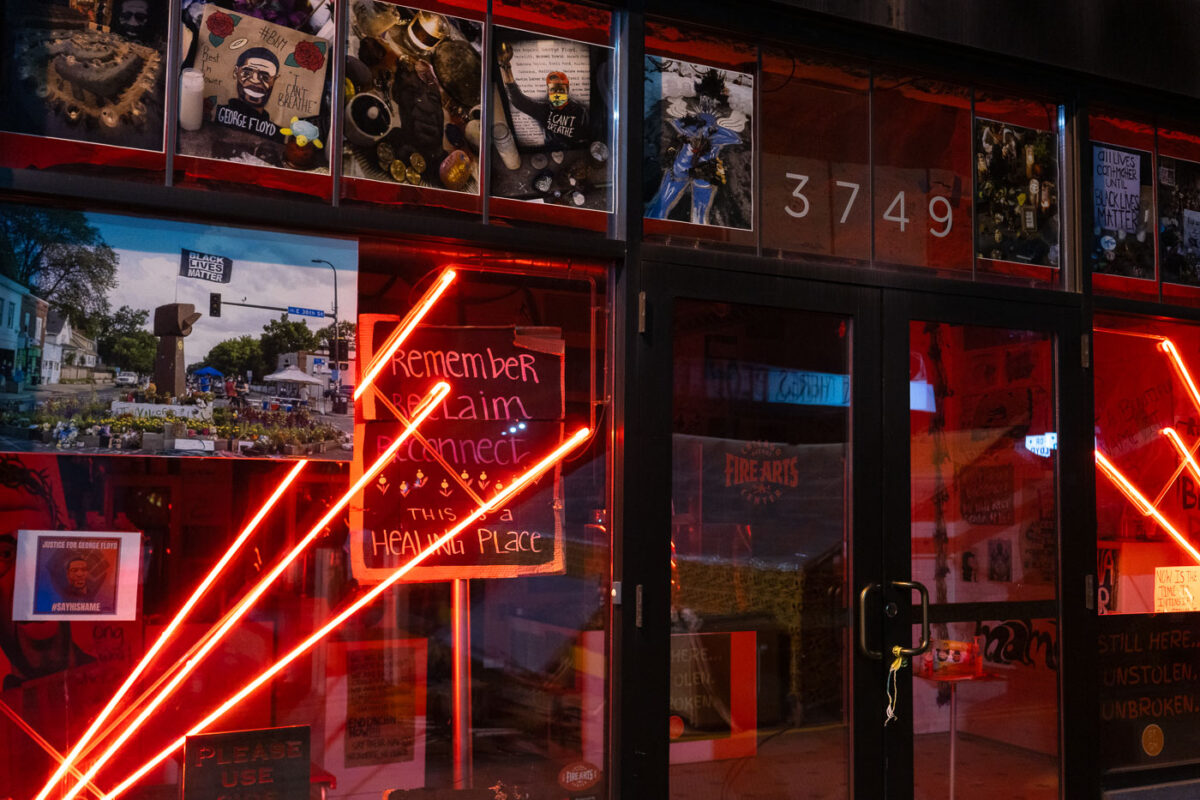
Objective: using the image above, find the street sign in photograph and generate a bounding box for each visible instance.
[287,306,326,318]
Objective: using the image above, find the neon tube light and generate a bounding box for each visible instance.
[1096,449,1200,565]
[1159,340,1200,419]
[1162,428,1200,487]
[33,461,308,800]
[0,701,106,799]
[54,383,451,800]
[354,269,456,400]
[99,427,590,800]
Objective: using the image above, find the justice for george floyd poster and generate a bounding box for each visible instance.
[489,27,613,211]
[643,55,754,230]
[12,530,141,621]
[178,0,335,173]
[3,0,166,151]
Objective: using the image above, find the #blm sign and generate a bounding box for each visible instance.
[180,248,233,284]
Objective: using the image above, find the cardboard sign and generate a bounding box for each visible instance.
[1094,145,1142,233]
[194,3,330,139]
[352,317,567,582]
[1155,566,1200,612]
[183,725,309,800]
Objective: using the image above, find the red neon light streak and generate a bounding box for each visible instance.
[1162,428,1200,487]
[1159,340,1200,419]
[354,268,456,400]
[100,427,591,800]
[56,383,451,800]
[1096,449,1200,565]
[0,700,105,799]
[34,461,308,800]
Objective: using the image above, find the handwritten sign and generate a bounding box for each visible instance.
[1155,566,1200,612]
[1098,616,1200,769]
[194,3,329,138]
[183,725,309,800]
[351,318,566,582]
[958,464,1014,525]
[110,401,213,420]
[1094,145,1141,233]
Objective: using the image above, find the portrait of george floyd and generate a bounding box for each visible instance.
[32,538,120,616]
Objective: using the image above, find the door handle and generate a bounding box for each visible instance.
[857,583,881,660]
[891,580,930,658]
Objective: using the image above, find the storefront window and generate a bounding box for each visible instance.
[759,47,870,263]
[342,0,487,214]
[644,21,758,252]
[175,0,336,199]
[1093,313,1200,613]
[0,205,611,799]
[1093,312,1200,770]
[1089,112,1158,302]
[489,0,615,231]
[1,0,167,178]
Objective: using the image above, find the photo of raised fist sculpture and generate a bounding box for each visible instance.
[153,302,202,398]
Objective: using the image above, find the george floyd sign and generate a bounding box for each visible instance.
[194,3,329,140]
[180,248,234,284]
[183,725,310,800]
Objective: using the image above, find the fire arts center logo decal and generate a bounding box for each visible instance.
[724,440,799,505]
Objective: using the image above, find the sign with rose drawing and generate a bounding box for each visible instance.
[191,3,330,144]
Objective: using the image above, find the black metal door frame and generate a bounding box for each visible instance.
[614,261,1094,799]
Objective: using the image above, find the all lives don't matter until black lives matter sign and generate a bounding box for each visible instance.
[351,318,567,582]
[183,725,310,800]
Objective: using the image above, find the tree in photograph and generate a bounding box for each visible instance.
[317,320,356,358]
[0,206,118,326]
[260,314,320,372]
[92,306,156,375]
[202,335,268,380]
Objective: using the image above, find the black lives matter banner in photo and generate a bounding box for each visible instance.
[179,248,233,284]
[351,318,566,581]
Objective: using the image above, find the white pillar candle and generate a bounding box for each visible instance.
[179,68,205,132]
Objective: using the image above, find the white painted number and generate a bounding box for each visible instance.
[835,181,860,224]
[883,191,909,231]
[785,173,810,218]
[929,196,953,238]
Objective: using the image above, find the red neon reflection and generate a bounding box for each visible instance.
[0,700,106,799]
[1162,428,1200,487]
[55,384,450,800]
[100,428,591,800]
[1159,340,1200,418]
[354,268,456,400]
[34,460,308,800]
[1096,449,1200,565]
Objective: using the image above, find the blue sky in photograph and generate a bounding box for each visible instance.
[87,211,358,368]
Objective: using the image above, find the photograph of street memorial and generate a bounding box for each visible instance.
[0,203,358,459]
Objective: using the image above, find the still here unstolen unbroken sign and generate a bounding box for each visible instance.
[350,316,567,582]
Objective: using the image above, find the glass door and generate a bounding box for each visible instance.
[880,291,1084,800]
[645,264,884,800]
[635,266,1084,799]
